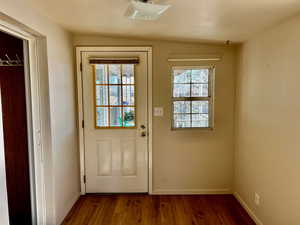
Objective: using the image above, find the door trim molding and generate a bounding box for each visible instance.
[0,13,51,225]
[76,46,153,194]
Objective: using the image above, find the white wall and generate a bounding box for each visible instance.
[74,35,237,194]
[235,13,300,225]
[0,93,9,225]
[0,1,80,224]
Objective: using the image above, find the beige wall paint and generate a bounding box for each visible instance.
[74,35,237,193]
[235,14,300,225]
[0,0,79,224]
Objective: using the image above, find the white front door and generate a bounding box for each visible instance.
[81,51,148,193]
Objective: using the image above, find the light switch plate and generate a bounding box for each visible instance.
[154,107,164,117]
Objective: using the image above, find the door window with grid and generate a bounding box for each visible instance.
[94,64,136,128]
[172,66,214,129]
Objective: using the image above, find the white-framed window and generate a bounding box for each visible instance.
[171,66,215,129]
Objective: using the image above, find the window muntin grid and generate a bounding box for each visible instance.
[94,64,136,128]
[171,66,214,129]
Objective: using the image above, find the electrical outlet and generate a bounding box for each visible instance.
[254,193,260,206]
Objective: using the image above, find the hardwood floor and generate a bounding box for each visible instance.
[62,194,255,225]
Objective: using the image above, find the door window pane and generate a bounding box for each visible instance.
[109,86,122,105]
[95,65,108,84]
[122,85,135,106]
[96,86,108,105]
[110,107,122,127]
[96,107,109,127]
[93,64,136,128]
[122,64,134,84]
[109,64,121,84]
[123,107,135,127]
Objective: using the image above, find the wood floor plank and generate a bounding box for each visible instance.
[61,194,256,225]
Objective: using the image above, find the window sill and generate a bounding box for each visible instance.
[171,127,214,131]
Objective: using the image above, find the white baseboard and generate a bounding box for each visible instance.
[57,192,81,225]
[234,192,263,225]
[152,188,231,195]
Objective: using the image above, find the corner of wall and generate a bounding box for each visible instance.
[233,192,263,225]
[56,192,80,225]
[232,43,242,192]
[231,43,265,225]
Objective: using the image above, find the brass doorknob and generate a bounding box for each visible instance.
[141,131,147,137]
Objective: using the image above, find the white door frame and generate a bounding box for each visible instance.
[76,46,153,194]
[0,91,9,225]
[0,13,51,225]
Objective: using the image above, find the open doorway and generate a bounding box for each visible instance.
[0,31,36,225]
[0,13,53,225]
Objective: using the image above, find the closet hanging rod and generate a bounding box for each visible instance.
[0,54,23,66]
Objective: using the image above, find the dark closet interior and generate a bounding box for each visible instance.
[0,31,32,225]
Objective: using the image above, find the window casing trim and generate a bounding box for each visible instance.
[171,66,215,130]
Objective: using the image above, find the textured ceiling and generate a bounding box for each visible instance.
[28,0,300,43]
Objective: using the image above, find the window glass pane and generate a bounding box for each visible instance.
[96,86,108,105]
[122,64,134,84]
[95,65,107,84]
[109,86,121,105]
[171,67,213,129]
[122,85,135,106]
[96,107,109,127]
[173,84,190,97]
[174,101,190,113]
[109,64,121,84]
[191,69,209,83]
[110,107,122,127]
[123,107,135,127]
[192,114,209,127]
[174,114,191,128]
[192,84,209,97]
[173,69,191,83]
[192,101,209,114]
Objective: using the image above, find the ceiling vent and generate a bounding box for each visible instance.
[125,0,171,21]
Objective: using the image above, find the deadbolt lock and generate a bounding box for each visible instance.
[141,131,147,137]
